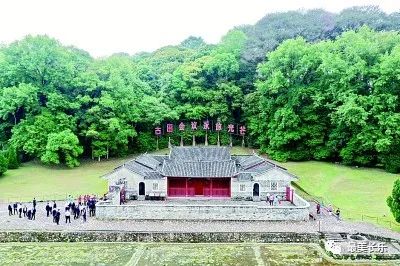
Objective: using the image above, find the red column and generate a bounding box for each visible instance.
[210,179,213,197]
[185,178,188,197]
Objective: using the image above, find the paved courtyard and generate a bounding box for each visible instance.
[0,201,399,241]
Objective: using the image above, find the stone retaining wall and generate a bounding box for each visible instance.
[96,198,310,221]
[0,231,320,243]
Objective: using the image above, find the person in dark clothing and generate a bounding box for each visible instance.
[82,208,87,223]
[8,205,12,216]
[23,205,27,217]
[52,208,57,222]
[27,209,32,220]
[33,198,36,209]
[13,203,17,214]
[32,208,36,220]
[56,209,61,225]
[53,201,57,210]
[335,208,340,220]
[18,206,22,218]
[45,203,51,217]
[316,203,321,215]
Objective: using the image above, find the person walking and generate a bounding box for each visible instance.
[32,208,36,220]
[65,209,71,223]
[23,205,27,217]
[8,204,12,216]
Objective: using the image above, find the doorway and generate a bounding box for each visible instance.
[253,183,259,197]
[139,182,145,196]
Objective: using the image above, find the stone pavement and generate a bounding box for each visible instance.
[0,201,399,241]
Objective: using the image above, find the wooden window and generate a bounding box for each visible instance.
[152,182,159,190]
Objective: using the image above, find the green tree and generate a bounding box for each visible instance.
[0,152,8,176]
[6,145,19,169]
[387,179,400,223]
[41,130,83,168]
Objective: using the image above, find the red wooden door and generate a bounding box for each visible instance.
[193,179,204,195]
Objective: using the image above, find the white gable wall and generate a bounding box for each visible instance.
[105,167,167,197]
[232,168,296,200]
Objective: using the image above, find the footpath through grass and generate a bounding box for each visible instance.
[282,161,400,229]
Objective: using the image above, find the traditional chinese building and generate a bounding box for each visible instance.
[103,146,300,201]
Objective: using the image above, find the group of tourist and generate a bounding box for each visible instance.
[265,193,281,206]
[7,198,37,220]
[6,195,97,225]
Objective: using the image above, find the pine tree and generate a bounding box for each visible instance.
[387,179,400,223]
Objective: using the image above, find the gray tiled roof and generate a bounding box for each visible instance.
[151,155,169,163]
[170,146,231,161]
[135,154,161,170]
[105,146,297,181]
[124,160,154,176]
[162,160,236,178]
[237,155,265,170]
[144,171,164,179]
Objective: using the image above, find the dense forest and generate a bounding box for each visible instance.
[1,6,400,173]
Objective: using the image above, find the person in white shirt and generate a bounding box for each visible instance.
[65,209,71,223]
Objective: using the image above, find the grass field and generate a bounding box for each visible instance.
[0,158,124,203]
[281,161,400,228]
[0,242,352,265]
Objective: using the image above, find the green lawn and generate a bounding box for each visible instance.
[281,161,400,228]
[0,243,341,265]
[0,158,126,203]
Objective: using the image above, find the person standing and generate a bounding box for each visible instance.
[53,201,57,210]
[269,194,274,206]
[13,202,17,215]
[23,205,27,217]
[82,207,87,223]
[45,202,51,217]
[316,203,321,215]
[18,203,22,218]
[56,209,61,225]
[32,208,36,220]
[27,208,32,220]
[65,208,71,223]
[33,198,36,209]
[52,208,57,223]
[8,204,12,216]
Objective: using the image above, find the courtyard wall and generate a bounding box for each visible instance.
[96,195,310,221]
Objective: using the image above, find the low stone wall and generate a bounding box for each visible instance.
[96,198,310,221]
[0,231,320,243]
